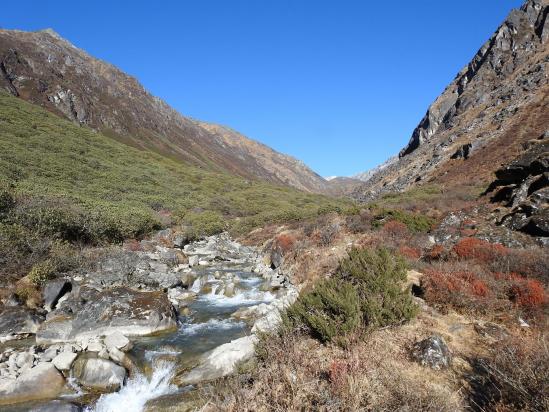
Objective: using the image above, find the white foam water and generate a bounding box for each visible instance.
[181,318,245,335]
[144,349,181,362]
[198,289,276,307]
[89,361,178,412]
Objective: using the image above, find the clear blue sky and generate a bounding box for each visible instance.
[2,0,522,177]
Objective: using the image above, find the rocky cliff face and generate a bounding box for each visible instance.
[0,29,328,193]
[353,0,549,201]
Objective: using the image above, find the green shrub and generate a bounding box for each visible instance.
[285,279,362,344]
[180,210,226,241]
[286,248,418,345]
[371,208,434,233]
[317,204,342,216]
[337,248,419,327]
[28,259,57,285]
[0,185,15,218]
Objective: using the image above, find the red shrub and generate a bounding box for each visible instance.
[276,233,296,253]
[509,279,546,308]
[453,237,508,263]
[328,359,349,388]
[398,245,421,260]
[382,220,409,238]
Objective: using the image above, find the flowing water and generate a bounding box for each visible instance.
[90,361,178,412]
[86,264,275,412]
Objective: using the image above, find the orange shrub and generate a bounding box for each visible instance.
[509,279,546,308]
[422,269,501,313]
[453,237,508,262]
[471,279,489,297]
[426,244,445,261]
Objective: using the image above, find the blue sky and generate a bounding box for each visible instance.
[2,0,522,177]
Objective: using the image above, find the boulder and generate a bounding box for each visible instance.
[173,234,189,249]
[104,331,132,352]
[43,279,72,312]
[71,357,126,392]
[411,335,452,370]
[52,351,78,371]
[180,335,257,384]
[188,255,199,267]
[36,286,177,344]
[15,352,34,369]
[0,363,66,405]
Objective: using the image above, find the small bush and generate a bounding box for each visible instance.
[426,244,445,261]
[276,233,297,253]
[314,223,339,247]
[285,279,362,344]
[383,220,409,238]
[0,185,15,218]
[28,259,57,286]
[345,211,372,233]
[286,248,418,345]
[337,248,419,327]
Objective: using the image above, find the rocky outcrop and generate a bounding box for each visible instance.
[353,0,549,201]
[487,135,549,239]
[0,29,328,193]
[401,0,548,158]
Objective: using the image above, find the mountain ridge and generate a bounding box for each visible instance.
[0,28,329,193]
[352,0,549,201]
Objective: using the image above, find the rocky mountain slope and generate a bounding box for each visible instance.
[352,0,548,201]
[0,28,328,193]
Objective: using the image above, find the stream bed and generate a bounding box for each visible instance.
[0,233,297,412]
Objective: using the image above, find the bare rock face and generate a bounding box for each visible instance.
[0,29,328,193]
[0,306,44,342]
[353,0,549,201]
[36,285,177,344]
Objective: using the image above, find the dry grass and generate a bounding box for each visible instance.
[199,327,464,412]
[468,333,549,411]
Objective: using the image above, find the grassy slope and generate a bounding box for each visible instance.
[0,92,351,240]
